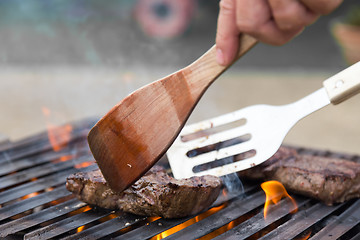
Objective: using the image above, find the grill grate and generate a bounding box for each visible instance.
[0,118,359,240]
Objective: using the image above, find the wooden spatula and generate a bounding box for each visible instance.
[88,34,258,193]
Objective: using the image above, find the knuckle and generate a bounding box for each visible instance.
[236,19,261,33]
[219,0,234,14]
[279,24,296,31]
[272,4,315,31]
[264,33,289,45]
[277,20,302,32]
[313,4,332,14]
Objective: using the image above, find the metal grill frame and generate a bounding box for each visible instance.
[0,118,359,240]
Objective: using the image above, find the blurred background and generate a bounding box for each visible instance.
[0,0,359,155]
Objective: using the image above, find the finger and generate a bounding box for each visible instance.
[216,0,239,66]
[235,0,300,46]
[235,0,272,33]
[250,20,303,45]
[301,0,343,15]
[269,0,319,31]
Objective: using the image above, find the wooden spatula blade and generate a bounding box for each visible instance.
[88,71,201,192]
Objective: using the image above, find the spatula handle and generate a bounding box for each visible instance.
[323,61,360,104]
[185,34,257,95]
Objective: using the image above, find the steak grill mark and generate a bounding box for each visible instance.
[0,118,359,239]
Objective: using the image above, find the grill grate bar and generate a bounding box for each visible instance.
[0,150,70,176]
[0,155,92,189]
[0,198,86,238]
[114,217,193,240]
[161,191,266,240]
[258,202,345,240]
[213,197,309,240]
[0,144,89,176]
[60,214,148,240]
[0,164,97,205]
[350,231,360,240]
[61,185,260,240]
[0,185,71,221]
[0,120,359,240]
[24,208,113,240]
[310,199,360,240]
[0,119,96,163]
[64,185,258,240]
[0,129,89,164]
[113,185,260,240]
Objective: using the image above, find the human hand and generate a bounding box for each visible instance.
[215,0,343,66]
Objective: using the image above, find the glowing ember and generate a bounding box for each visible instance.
[42,107,73,152]
[69,205,92,218]
[21,192,39,200]
[261,180,297,219]
[77,225,85,233]
[150,204,227,239]
[51,155,73,163]
[295,230,312,240]
[100,213,121,222]
[152,216,200,240]
[75,161,95,169]
[198,220,238,240]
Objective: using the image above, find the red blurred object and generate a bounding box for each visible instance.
[134,0,196,39]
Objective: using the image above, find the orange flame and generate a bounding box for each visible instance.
[261,181,297,219]
[42,107,73,152]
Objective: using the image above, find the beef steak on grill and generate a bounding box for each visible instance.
[263,154,360,205]
[238,146,360,205]
[66,166,222,218]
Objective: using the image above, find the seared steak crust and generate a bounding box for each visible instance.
[66,166,222,218]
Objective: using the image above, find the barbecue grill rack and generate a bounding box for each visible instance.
[0,118,359,240]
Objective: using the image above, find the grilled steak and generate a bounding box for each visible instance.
[238,146,360,205]
[263,154,360,205]
[66,166,222,218]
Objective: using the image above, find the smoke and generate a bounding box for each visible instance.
[0,1,220,140]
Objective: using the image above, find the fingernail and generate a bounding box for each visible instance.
[216,48,225,65]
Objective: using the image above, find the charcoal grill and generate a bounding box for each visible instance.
[0,118,359,240]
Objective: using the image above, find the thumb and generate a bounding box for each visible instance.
[216,0,239,66]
